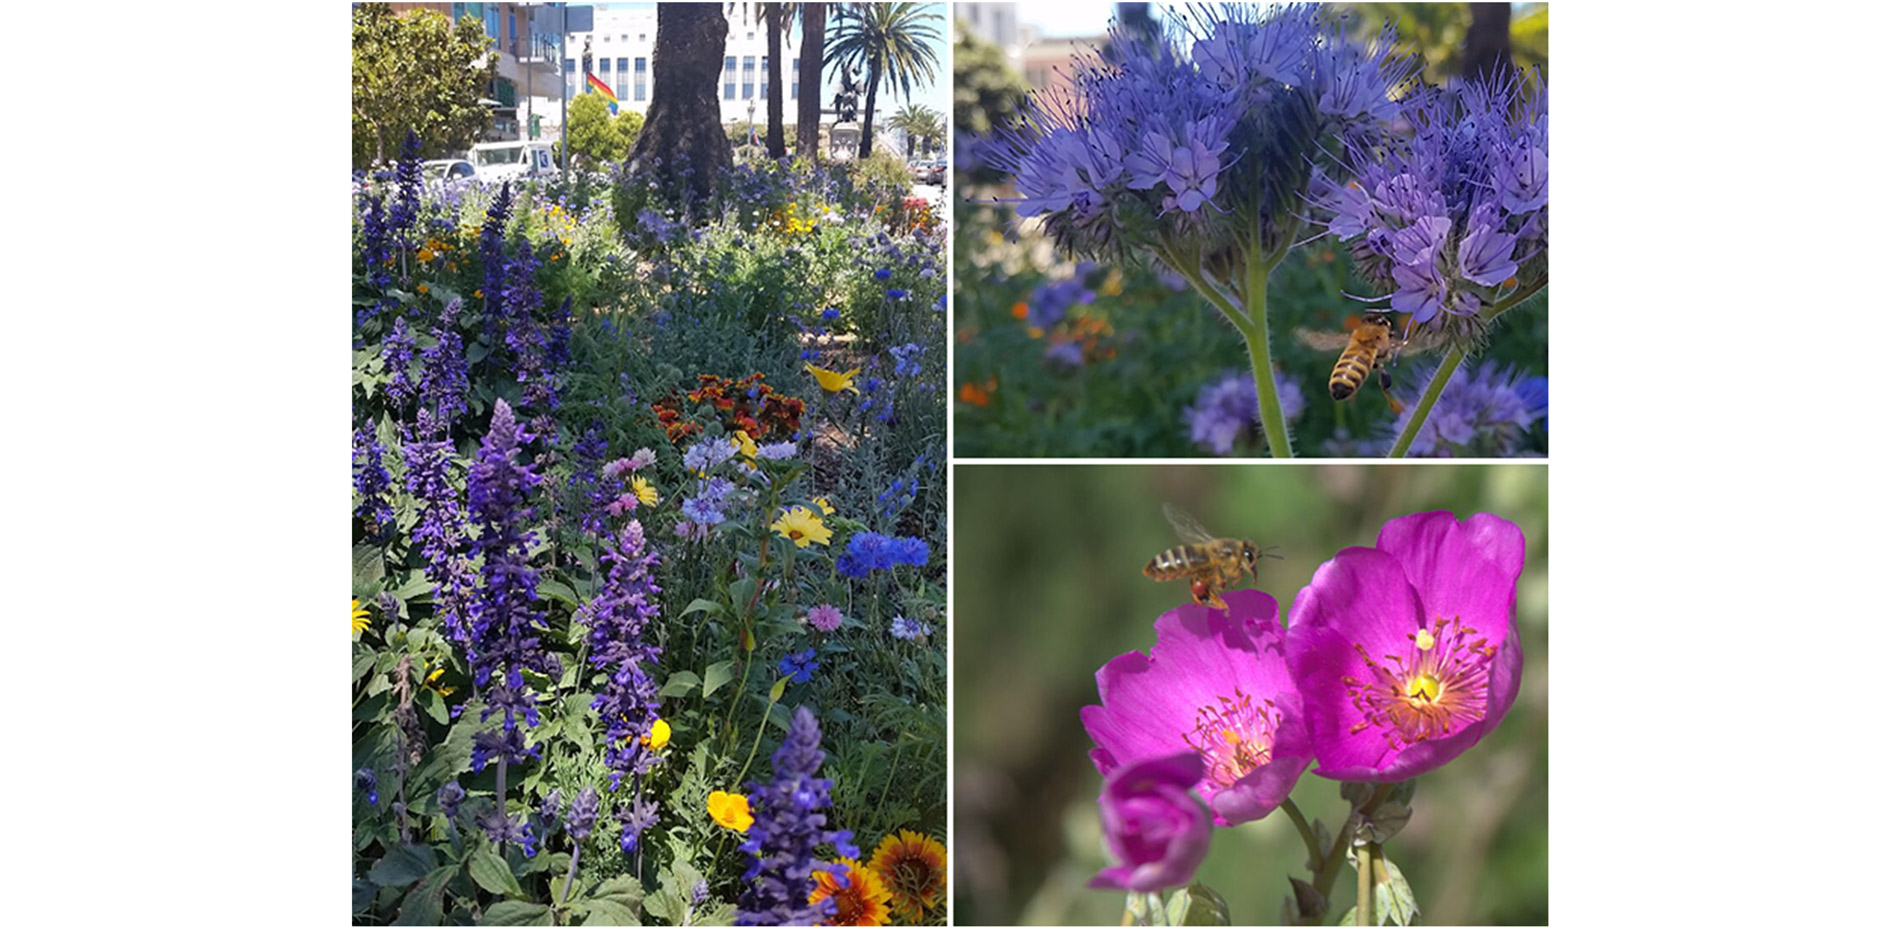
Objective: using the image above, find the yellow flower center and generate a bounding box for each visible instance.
[1181,689,1280,790]
[1344,615,1495,749]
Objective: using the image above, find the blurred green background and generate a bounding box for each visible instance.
[952,465,1547,925]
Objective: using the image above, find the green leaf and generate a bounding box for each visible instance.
[538,578,580,608]
[480,900,550,925]
[468,845,522,897]
[354,648,379,683]
[1165,882,1231,925]
[394,865,457,925]
[1381,854,1418,925]
[1337,906,1357,926]
[658,670,701,699]
[368,843,438,887]
[419,688,451,725]
[702,660,737,700]
[579,899,641,925]
[680,598,723,619]
[394,571,436,602]
[354,544,388,597]
[591,875,645,912]
[353,878,378,913]
[643,889,687,925]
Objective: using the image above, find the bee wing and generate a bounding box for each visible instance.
[1163,503,1217,545]
[1296,329,1353,351]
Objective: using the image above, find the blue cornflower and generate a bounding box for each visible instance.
[682,491,726,526]
[735,707,856,926]
[890,616,932,641]
[1391,360,1547,458]
[836,531,932,577]
[756,441,798,460]
[890,343,925,378]
[887,288,910,300]
[886,536,931,567]
[1183,369,1306,456]
[355,768,379,806]
[821,307,841,322]
[777,648,819,684]
[877,477,918,519]
[874,267,893,280]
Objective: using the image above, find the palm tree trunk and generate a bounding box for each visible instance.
[766,4,786,158]
[856,58,881,159]
[797,3,823,160]
[1463,3,1513,81]
[626,3,731,201]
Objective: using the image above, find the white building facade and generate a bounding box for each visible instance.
[545,3,806,132]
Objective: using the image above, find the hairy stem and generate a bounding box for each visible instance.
[1356,842,1373,926]
[1282,798,1324,875]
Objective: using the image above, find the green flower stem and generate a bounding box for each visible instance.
[1355,843,1373,926]
[1385,276,1548,458]
[1281,798,1324,874]
[1311,783,1393,919]
[734,683,776,785]
[1155,239,1295,457]
[558,841,581,909]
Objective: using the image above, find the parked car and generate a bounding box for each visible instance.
[467,141,558,183]
[926,159,946,185]
[421,158,478,193]
[909,159,934,183]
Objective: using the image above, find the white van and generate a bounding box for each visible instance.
[467,141,558,183]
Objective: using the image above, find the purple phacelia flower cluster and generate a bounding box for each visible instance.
[463,400,556,775]
[836,531,931,579]
[985,5,1415,260]
[1391,360,1547,457]
[1183,369,1306,456]
[353,424,395,530]
[1310,72,1547,332]
[734,706,857,926]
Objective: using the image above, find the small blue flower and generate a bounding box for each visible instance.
[889,617,932,641]
[874,267,893,280]
[355,768,379,806]
[776,648,819,684]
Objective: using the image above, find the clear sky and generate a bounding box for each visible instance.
[599,2,950,118]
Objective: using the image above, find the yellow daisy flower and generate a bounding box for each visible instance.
[804,363,861,395]
[352,599,373,635]
[425,666,457,697]
[771,506,833,548]
[811,859,893,926]
[707,790,753,833]
[641,718,671,751]
[731,431,759,459]
[869,830,948,921]
[812,497,836,516]
[629,476,659,507]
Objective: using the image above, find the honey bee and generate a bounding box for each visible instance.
[1143,504,1279,610]
[1298,313,1417,415]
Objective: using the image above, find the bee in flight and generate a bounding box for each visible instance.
[1143,504,1279,610]
[1297,312,1432,415]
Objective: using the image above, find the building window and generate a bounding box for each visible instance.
[621,34,628,42]
[597,58,610,92]
[634,58,648,102]
[565,58,576,99]
[743,56,755,100]
[616,57,628,100]
[792,57,799,101]
[724,56,737,100]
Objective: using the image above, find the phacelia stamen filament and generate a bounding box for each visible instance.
[1342,614,1493,748]
[1181,689,1281,789]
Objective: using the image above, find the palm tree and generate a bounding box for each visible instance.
[825,2,943,159]
[798,3,824,159]
[890,103,942,159]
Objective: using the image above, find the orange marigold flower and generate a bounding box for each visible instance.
[869,830,947,921]
[810,859,893,926]
[958,380,996,407]
[1011,301,1029,320]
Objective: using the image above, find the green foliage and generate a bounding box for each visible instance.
[852,150,913,195]
[565,92,644,168]
[1332,2,1549,85]
[351,4,498,168]
[951,26,1027,137]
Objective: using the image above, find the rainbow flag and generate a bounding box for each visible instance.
[586,72,619,115]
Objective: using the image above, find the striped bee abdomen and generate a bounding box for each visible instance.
[1330,350,1373,400]
[1145,545,1209,579]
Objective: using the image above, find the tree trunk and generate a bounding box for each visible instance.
[625,3,730,201]
[857,58,882,159]
[766,4,786,159]
[797,3,823,160]
[1462,3,1513,82]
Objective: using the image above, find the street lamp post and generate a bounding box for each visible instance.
[747,98,756,152]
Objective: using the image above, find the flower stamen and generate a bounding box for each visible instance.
[1342,615,1494,748]
[1181,689,1281,789]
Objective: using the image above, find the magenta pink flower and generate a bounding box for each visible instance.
[1081,590,1312,826]
[806,603,844,632]
[1287,511,1524,782]
[1088,752,1212,892]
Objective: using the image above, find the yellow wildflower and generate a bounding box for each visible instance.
[805,363,860,395]
[771,506,833,548]
[629,476,659,507]
[642,718,671,751]
[708,790,753,832]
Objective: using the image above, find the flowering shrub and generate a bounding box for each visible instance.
[353,136,947,925]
